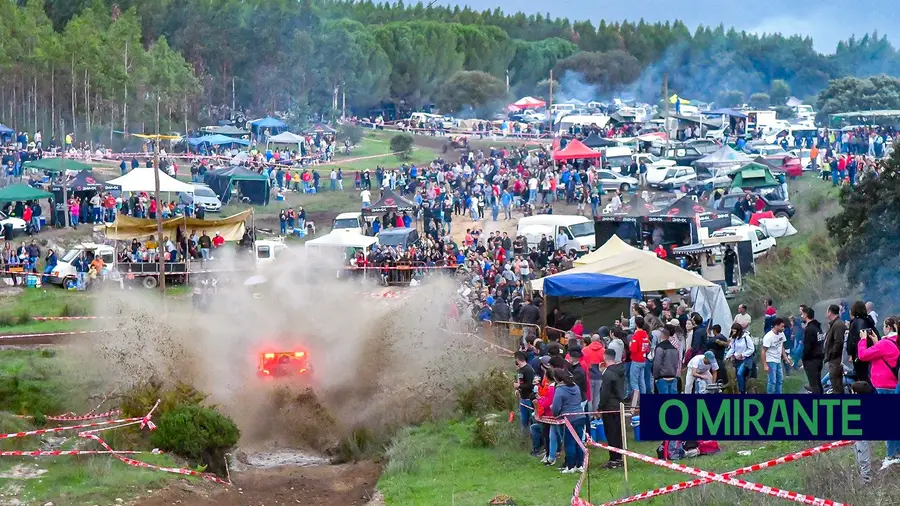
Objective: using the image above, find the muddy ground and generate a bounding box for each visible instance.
[133,461,381,506]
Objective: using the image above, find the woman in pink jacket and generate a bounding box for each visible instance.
[858,316,900,469]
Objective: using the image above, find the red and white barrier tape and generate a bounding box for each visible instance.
[563,419,849,506]
[0,449,149,457]
[15,409,122,422]
[0,413,153,440]
[0,329,116,341]
[31,316,114,321]
[595,440,853,506]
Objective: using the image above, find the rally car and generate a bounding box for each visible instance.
[257,351,313,379]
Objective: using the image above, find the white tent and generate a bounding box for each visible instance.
[304,232,377,249]
[267,131,306,146]
[532,235,714,293]
[107,168,194,193]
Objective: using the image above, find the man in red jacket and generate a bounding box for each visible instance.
[582,333,607,412]
[629,316,649,407]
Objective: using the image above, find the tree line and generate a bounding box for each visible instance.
[8,0,900,144]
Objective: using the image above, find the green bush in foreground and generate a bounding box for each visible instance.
[150,404,239,475]
[456,368,515,416]
[390,133,414,160]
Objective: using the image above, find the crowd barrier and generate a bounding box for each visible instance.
[562,416,851,506]
[487,320,541,350]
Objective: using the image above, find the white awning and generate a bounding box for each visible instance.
[107,168,194,193]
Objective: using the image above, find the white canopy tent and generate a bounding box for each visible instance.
[267,131,306,150]
[304,232,377,249]
[107,168,194,193]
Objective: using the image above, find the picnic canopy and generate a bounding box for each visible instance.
[267,131,306,146]
[581,132,619,148]
[552,139,603,162]
[107,167,194,193]
[695,145,753,166]
[0,183,52,203]
[731,163,779,189]
[250,116,287,131]
[542,272,642,299]
[512,96,546,109]
[51,170,119,192]
[364,188,416,214]
[535,235,713,293]
[23,158,93,173]
[187,134,250,147]
[203,166,270,205]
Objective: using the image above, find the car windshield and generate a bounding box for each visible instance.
[193,186,217,198]
[379,234,406,247]
[606,156,631,168]
[664,169,678,178]
[569,222,594,238]
[333,218,360,229]
[61,249,85,263]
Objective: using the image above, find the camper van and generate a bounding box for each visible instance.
[516,215,595,253]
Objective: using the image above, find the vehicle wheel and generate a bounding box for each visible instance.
[142,276,159,289]
[63,278,77,290]
[775,211,789,219]
[620,183,631,192]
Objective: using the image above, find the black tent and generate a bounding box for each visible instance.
[582,133,618,149]
[50,170,119,193]
[364,188,416,215]
[203,166,270,205]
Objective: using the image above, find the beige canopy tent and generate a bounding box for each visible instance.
[532,235,714,293]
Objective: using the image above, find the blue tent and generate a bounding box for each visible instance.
[542,273,642,299]
[251,116,287,129]
[188,134,250,147]
[0,123,13,137]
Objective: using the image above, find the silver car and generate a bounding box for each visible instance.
[594,170,639,192]
[183,184,222,212]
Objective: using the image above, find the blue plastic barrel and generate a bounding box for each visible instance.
[590,419,606,442]
[631,415,641,441]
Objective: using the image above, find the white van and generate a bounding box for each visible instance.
[549,103,576,114]
[710,224,776,258]
[603,146,634,171]
[332,212,367,235]
[516,215,595,253]
[49,243,116,288]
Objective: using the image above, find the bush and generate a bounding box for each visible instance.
[384,427,436,475]
[121,380,208,419]
[471,415,502,448]
[340,125,364,146]
[456,369,514,416]
[390,133,414,160]
[150,404,239,475]
[807,192,825,213]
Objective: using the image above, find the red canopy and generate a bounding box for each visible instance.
[512,96,546,109]
[552,139,602,162]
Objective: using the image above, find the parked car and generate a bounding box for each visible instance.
[0,211,27,236]
[711,224,776,258]
[654,144,705,166]
[649,167,698,190]
[712,192,796,219]
[647,165,694,184]
[593,170,639,192]
[180,183,222,212]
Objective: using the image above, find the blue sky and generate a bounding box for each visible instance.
[438,0,896,53]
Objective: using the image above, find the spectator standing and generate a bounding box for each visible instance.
[598,350,625,469]
[725,323,756,394]
[762,318,791,394]
[628,317,649,407]
[552,368,586,474]
[733,304,751,330]
[514,351,536,434]
[824,304,847,394]
[800,306,826,394]
[856,316,900,470]
[848,300,877,385]
[652,329,679,394]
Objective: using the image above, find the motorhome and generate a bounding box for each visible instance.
[516,215,596,253]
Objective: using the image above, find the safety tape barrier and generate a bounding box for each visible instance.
[595,440,854,506]
[562,419,850,506]
[0,329,117,341]
[1,399,232,486]
[31,316,116,321]
[439,326,515,356]
[521,402,636,423]
[14,409,123,422]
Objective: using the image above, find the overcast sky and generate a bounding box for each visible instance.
[437,0,896,53]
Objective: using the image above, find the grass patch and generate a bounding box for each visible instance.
[0,349,68,417]
[378,418,886,506]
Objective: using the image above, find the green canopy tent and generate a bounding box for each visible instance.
[203,166,270,205]
[23,158,93,173]
[730,162,779,190]
[0,183,52,203]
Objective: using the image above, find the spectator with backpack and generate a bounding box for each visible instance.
[800,305,826,394]
[652,328,680,394]
[856,316,900,470]
[725,323,756,394]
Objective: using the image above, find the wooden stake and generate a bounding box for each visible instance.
[620,402,629,482]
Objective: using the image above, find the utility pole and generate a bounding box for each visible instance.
[60,117,68,228]
[153,94,166,295]
[341,83,346,120]
[232,76,236,114]
[663,74,670,139]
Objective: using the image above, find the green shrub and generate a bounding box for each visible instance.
[384,427,436,475]
[456,369,514,416]
[150,404,239,475]
[0,358,66,417]
[471,415,502,448]
[807,192,825,213]
[335,426,387,463]
[121,380,208,419]
[390,133,414,160]
[340,124,364,146]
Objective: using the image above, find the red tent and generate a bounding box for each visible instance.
[552,139,602,162]
[512,96,546,109]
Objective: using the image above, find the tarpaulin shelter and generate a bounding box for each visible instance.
[581,133,619,148]
[695,145,753,166]
[267,131,306,146]
[104,209,250,241]
[0,183,51,203]
[0,123,14,137]
[187,134,250,147]
[250,117,287,136]
[512,96,546,109]
[203,166,270,205]
[731,163,779,189]
[23,158,92,173]
[107,168,194,193]
[364,188,416,214]
[50,170,119,192]
[539,272,641,332]
[552,139,603,162]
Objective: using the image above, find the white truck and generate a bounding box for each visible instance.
[516,215,596,254]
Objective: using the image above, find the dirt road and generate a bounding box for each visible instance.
[134,461,381,506]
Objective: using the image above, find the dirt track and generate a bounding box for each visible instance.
[133,461,381,506]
